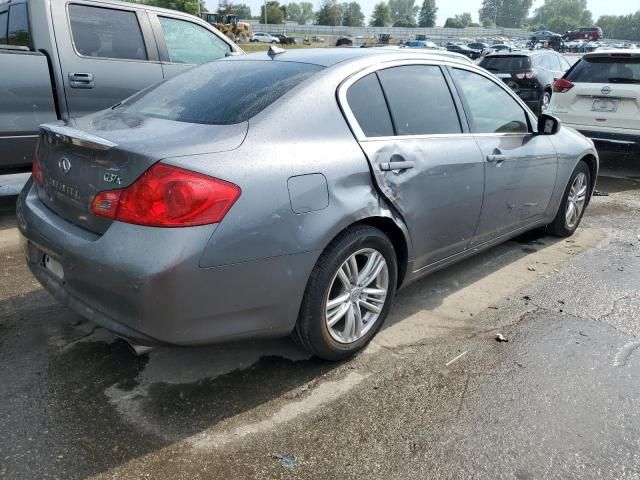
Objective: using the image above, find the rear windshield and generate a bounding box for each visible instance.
[480,56,531,72]
[117,60,323,125]
[566,56,640,84]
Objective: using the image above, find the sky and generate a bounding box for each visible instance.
[205,0,640,25]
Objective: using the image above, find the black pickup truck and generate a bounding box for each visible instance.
[0,0,241,171]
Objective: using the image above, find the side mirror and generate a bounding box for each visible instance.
[537,113,561,135]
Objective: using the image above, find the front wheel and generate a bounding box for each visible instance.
[293,225,398,361]
[547,161,591,237]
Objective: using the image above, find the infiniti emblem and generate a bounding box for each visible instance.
[58,157,71,174]
[601,86,611,95]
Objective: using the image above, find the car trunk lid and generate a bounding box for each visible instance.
[36,112,248,234]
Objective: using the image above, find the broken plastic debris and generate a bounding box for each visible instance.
[527,265,536,271]
[269,453,296,468]
[592,190,609,196]
[495,333,509,342]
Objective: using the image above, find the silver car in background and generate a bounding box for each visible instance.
[18,48,598,360]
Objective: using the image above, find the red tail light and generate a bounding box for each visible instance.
[515,70,537,80]
[553,78,574,93]
[91,163,241,227]
[32,141,43,186]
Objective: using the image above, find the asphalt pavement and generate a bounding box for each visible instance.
[0,152,639,479]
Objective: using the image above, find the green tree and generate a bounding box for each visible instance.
[388,0,419,26]
[285,2,302,21]
[233,3,251,18]
[143,0,201,15]
[260,0,285,23]
[341,2,365,26]
[316,0,343,25]
[369,1,392,26]
[597,11,640,41]
[479,0,532,28]
[444,16,464,28]
[531,0,592,33]
[418,0,437,27]
[299,1,316,24]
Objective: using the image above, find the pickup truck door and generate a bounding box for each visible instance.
[147,13,234,80]
[52,2,163,117]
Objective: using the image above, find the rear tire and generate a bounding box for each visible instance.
[293,225,398,361]
[546,161,591,237]
[539,90,551,114]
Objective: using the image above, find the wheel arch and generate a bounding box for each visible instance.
[580,153,598,205]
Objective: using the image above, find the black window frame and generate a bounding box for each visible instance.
[0,10,8,44]
[67,3,152,62]
[448,66,533,135]
[341,62,469,139]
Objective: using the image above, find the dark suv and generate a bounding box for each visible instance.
[479,50,572,113]
[563,27,603,41]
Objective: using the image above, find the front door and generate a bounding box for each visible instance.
[341,64,485,270]
[54,3,163,117]
[450,67,557,244]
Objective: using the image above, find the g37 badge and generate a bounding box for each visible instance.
[103,172,122,186]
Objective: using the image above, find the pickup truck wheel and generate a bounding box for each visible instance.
[547,161,590,237]
[293,225,398,361]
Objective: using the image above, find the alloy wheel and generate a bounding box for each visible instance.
[325,248,389,344]
[565,172,588,229]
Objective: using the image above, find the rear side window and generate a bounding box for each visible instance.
[118,60,322,125]
[0,12,7,44]
[159,16,230,65]
[377,65,462,136]
[480,56,531,72]
[7,4,30,48]
[566,57,640,84]
[69,5,147,61]
[452,68,529,134]
[346,74,394,137]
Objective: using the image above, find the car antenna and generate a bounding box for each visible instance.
[267,45,286,59]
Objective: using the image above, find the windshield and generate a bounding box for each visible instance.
[480,56,532,72]
[117,60,323,125]
[566,56,640,84]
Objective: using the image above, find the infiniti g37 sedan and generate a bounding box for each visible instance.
[18,48,598,360]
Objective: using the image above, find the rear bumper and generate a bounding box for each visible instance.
[564,124,640,152]
[17,179,316,346]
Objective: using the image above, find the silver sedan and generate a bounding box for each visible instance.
[18,48,598,360]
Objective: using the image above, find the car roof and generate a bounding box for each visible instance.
[583,49,640,59]
[228,47,476,68]
[484,49,551,57]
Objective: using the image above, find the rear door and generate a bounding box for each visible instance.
[53,2,163,117]
[148,13,233,79]
[340,62,485,270]
[552,54,640,130]
[450,67,557,244]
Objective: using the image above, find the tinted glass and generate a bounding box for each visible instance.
[566,57,640,84]
[452,68,529,134]
[378,65,461,136]
[118,60,322,125]
[8,4,30,47]
[480,55,531,72]
[69,5,147,60]
[347,74,393,137]
[0,12,7,44]
[159,16,230,65]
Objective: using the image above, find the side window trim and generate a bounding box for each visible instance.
[338,60,470,141]
[447,65,534,135]
[373,71,398,135]
[7,2,31,49]
[66,3,152,62]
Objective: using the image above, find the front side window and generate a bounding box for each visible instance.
[69,5,147,61]
[346,73,394,137]
[377,65,462,136]
[0,12,8,44]
[8,4,30,48]
[159,16,230,65]
[117,60,322,125]
[452,68,529,134]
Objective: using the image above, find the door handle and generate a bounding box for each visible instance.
[379,161,415,171]
[69,72,94,89]
[486,154,507,163]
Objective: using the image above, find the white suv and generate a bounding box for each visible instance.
[547,50,640,152]
[250,32,279,44]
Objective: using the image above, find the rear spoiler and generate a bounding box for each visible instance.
[40,124,118,151]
